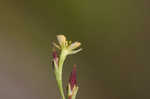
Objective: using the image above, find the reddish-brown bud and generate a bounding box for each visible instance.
[52,50,58,59]
[69,64,77,90]
[52,50,59,67]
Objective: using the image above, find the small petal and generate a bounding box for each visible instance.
[57,35,66,47]
[68,42,81,50]
[67,83,79,99]
[53,42,60,49]
[71,48,82,55]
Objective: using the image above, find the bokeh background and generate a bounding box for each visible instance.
[0,0,150,99]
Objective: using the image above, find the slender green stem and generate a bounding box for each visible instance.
[56,49,67,99]
[56,78,65,99]
[59,50,67,73]
[55,69,65,99]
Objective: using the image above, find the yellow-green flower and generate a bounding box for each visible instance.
[53,35,82,55]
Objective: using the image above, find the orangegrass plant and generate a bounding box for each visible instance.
[52,35,82,99]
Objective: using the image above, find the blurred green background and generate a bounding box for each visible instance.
[0,0,150,99]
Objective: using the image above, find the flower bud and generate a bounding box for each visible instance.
[69,64,77,90]
[53,50,57,59]
[52,50,59,68]
[68,65,79,99]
